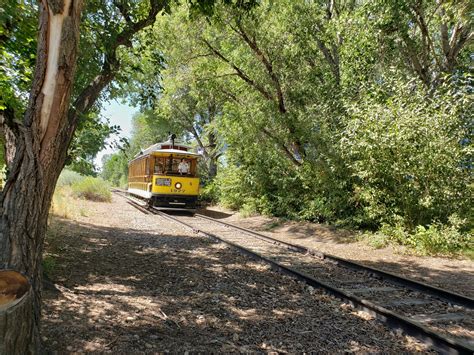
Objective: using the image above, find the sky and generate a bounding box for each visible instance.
[94,100,137,169]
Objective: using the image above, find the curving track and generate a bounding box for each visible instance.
[115,190,474,354]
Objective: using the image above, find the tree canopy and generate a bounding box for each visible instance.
[101,0,472,254]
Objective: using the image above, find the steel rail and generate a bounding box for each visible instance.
[195,213,474,309]
[113,192,474,353]
[156,210,473,354]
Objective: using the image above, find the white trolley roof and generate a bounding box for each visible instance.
[130,141,201,162]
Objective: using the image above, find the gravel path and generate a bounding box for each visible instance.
[42,195,430,353]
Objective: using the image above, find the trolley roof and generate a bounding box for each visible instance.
[151,149,201,157]
[130,141,201,163]
[141,142,194,155]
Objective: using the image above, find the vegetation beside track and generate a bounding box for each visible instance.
[51,170,112,219]
[98,1,472,257]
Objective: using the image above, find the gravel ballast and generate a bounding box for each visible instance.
[42,195,430,353]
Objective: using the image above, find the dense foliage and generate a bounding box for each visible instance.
[102,0,472,254]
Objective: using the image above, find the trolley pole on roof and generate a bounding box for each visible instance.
[169,133,177,150]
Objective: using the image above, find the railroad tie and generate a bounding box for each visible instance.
[385,298,432,307]
[346,287,399,294]
[410,312,469,324]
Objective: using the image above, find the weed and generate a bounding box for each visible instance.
[51,187,74,218]
[361,232,389,249]
[263,220,283,231]
[361,215,472,256]
[42,255,57,277]
[71,177,111,202]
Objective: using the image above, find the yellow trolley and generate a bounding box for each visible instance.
[128,139,201,210]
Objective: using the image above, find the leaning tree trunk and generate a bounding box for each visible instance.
[0,1,83,353]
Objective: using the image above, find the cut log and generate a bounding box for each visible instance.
[0,270,35,354]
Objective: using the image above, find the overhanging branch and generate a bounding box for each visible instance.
[232,20,286,113]
[202,38,274,102]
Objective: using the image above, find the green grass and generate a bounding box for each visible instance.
[71,176,111,202]
[57,169,84,187]
[42,255,57,277]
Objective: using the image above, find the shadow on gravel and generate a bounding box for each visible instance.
[42,217,423,353]
[197,208,233,219]
[349,259,474,298]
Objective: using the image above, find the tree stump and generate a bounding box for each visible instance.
[0,270,35,354]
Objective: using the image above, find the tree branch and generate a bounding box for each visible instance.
[311,23,340,85]
[201,38,275,102]
[447,25,472,69]
[114,0,133,24]
[410,4,443,72]
[262,128,302,167]
[70,0,164,123]
[231,21,287,113]
[173,105,208,157]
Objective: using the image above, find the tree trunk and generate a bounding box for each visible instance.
[0,0,83,352]
[208,158,218,179]
[207,132,218,179]
[0,0,163,351]
[0,270,35,354]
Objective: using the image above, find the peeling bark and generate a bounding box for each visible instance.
[39,0,73,140]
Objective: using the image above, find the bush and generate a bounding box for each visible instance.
[57,169,84,187]
[367,215,473,255]
[71,177,112,202]
[213,165,250,210]
[342,76,472,230]
[199,180,220,204]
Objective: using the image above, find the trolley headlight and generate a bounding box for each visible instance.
[175,182,182,189]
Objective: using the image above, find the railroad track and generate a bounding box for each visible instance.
[114,190,474,354]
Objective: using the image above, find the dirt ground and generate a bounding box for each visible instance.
[200,206,474,299]
[41,195,434,353]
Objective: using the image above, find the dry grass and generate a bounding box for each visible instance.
[50,187,78,219]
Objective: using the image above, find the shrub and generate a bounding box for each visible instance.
[57,169,84,187]
[51,187,74,218]
[71,177,112,202]
[342,76,472,230]
[199,180,220,204]
[372,215,473,255]
[214,165,250,210]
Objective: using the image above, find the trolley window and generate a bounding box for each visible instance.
[154,156,195,176]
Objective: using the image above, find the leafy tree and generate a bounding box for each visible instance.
[371,0,472,89]
[0,1,38,113]
[101,152,129,187]
[342,73,473,229]
[67,112,121,176]
[136,0,472,234]
[117,8,228,180]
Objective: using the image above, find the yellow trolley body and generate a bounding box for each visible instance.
[128,142,201,210]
